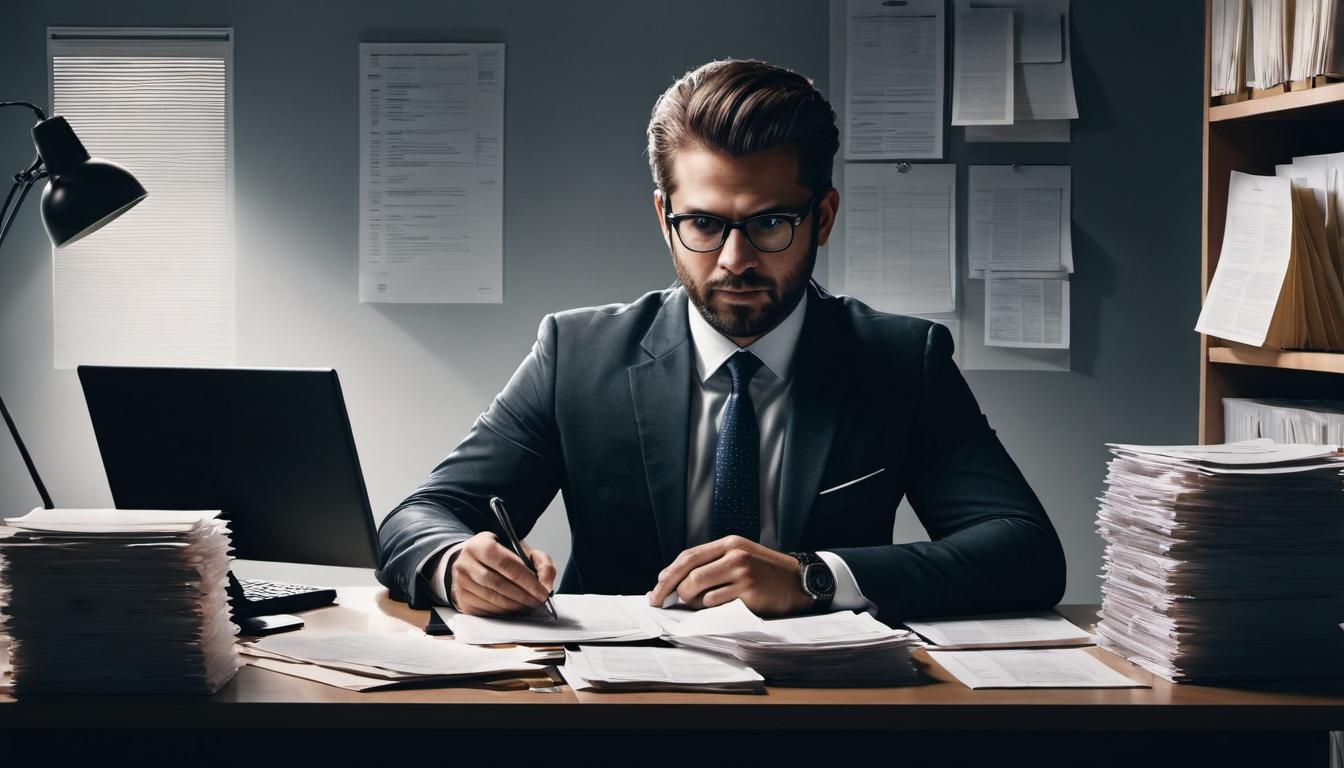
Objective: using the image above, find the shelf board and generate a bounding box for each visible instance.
[1209,81,1344,122]
[1208,345,1344,373]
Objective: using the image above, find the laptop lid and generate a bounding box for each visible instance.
[77,366,379,568]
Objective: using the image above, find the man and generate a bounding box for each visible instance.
[376,59,1066,625]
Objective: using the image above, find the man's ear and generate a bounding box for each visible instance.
[815,187,840,248]
[652,189,668,240]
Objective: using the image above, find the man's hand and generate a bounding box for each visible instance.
[449,531,556,616]
[647,535,812,617]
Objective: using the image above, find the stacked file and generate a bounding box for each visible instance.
[1224,397,1344,444]
[0,508,241,695]
[241,631,560,692]
[660,601,923,687]
[1094,440,1344,683]
[1213,0,1344,96]
[561,646,764,693]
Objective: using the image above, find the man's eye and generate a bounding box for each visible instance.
[752,216,784,231]
[690,217,723,232]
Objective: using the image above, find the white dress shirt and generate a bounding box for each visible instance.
[429,290,873,613]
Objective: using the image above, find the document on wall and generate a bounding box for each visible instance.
[964,120,1069,143]
[844,0,945,160]
[929,648,1148,689]
[985,275,1070,349]
[1194,172,1294,346]
[951,8,1015,125]
[359,43,504,303]
[955,0,1077,123]
[905,612,1092,650]
[843,163,956,314]
[969,165,1073,275]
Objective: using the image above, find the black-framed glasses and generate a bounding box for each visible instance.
[663,191,822,253]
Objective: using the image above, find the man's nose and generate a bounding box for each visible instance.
[716,227,759,273]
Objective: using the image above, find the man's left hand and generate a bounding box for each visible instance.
[647,535,812,617]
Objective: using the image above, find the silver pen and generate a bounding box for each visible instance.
[489,496,558,621]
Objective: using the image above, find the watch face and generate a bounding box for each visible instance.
[807,565,835,595]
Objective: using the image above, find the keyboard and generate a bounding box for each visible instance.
[229,577,337,618]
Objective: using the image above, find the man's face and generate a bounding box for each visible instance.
[653,145,839,346]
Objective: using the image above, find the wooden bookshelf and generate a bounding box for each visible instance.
[1209,81,1344,122]
[1200,0,1344,444]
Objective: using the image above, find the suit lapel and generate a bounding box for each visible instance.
[777,284,854,552]
[628,288,692,566]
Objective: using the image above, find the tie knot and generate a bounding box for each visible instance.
[724,351,763,389]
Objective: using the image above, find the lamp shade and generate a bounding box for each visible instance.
[32,116,147,248]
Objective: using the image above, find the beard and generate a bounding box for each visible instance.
[672,231,817,341]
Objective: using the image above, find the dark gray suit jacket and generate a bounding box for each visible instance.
[376,280,1066,625]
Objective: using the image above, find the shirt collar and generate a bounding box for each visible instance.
[686,288,808,384]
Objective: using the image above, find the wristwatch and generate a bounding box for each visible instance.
[789,552,835,612]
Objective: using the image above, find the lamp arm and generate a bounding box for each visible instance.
[0,99,56,510]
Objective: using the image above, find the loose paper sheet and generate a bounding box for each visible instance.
[844,0,945,160]
[951,8,1015,125]
[969,165,1073,275]
[905,612,1092,649]
[930,648,1148,689]
[359,43,504,303]
[1195,172,1294,346]
[985,275,1070,349]
[843,163,956,314]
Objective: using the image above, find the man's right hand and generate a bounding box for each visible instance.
[448,531,556,616]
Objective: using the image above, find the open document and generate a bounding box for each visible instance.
[843,163,956,314]
[905,612,1092,650]
[930,648,1148,689]
[845,0,944,160]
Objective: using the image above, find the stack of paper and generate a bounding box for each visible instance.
[1224,397,1344,444]
[1212,0,1248,96]
[659,600,924,687]
[240,632,560,691]
[560,646,764,693]
[930,648,1146,689]
[0,508,240,695]
[1094,440,1344,682]
[1196,169,1344,351]
[1290,0,1340,80]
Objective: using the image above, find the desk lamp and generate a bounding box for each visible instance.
[1,100,147,509]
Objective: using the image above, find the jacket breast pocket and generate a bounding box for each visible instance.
[812,467,887,515]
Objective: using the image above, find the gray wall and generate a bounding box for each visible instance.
[0,1,1203,601]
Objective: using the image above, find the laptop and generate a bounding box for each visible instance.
[77,366,381,627]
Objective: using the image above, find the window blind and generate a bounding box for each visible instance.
[48,29,234,368]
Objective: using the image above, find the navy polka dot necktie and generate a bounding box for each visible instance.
[711,351,764,542]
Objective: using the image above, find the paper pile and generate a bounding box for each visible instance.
[1094,440,1344,682]
[0,508,240,695]
[904,611,1092,650]
[658,600,924,687]
[1224,398,1344,445]
[445,594,663,645]
[240,631,559,691]
[561,645,764,693]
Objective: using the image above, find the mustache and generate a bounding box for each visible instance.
[708,274,774,291]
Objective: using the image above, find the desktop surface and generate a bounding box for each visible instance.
[4,588,1344,732]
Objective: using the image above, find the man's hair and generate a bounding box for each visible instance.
[646,59,839,197]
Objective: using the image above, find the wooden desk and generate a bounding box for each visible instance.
[2,588,1342,764]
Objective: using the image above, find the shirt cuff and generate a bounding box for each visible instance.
[817,550,876,616]
[425,541,470,607]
